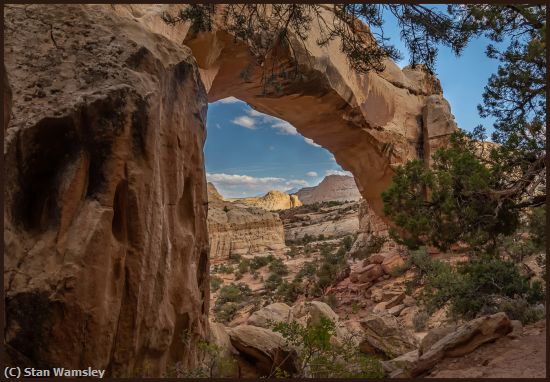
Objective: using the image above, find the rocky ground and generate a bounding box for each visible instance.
[207,197,546,378]
[427,320,546,378]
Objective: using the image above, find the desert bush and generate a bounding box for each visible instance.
[412,311,429,332]
[249,255,274,270]
[214,263,234,274]
[268,258,289,276]
[214,283,252,323]
[270,317,384,378]
[342,235,354,251]
[210,276,223,292]
[265,273,283,293]
[419,252,545,319]
[498,297,546,324]
[234,258,250,280]
[166,339,238,377]
[276,280,302,304]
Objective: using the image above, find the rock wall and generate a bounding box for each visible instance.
[4,4,209,376]
[294,175,362,204]
[207,184,286,262]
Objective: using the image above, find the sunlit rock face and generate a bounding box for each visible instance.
[207,184,286,263]
[4,4,457,376]
[294,175,362,205]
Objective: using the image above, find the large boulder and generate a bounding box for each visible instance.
[381,254,406,275]
[350,263,385,283]
[247,303,293,329]
[228,325,298,376]
[410,312,512,376]
[292,301,339,326]
[359,313,418,358]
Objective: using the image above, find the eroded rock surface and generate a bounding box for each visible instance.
[207,183,286,262]
[4,4,209,376]
[237,190,302,211]
[294,175,362,204]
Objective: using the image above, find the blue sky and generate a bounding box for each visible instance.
[205,5,502,198]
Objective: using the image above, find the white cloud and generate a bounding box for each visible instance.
[325,169,353,177]
[246,109,298,135]
[306,171,318,177]
[215,96,243,104]
[304,138,321,147]
[232,116,256,129]
[207,172,309,198]
[272,121,298,135]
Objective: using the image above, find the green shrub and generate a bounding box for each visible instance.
[295,261,317,282]
[214,283,252,323]
[499,297,546,324]
[268,258,288,276]
[276,280,302,304]
[210,276,223,292]
[412,311,429,332]
[249,255,274,270]
[265,273,283,292]
[271,317,384,378]
[214,263,234,274]
[419,252,545,319]
[342,235,354,251]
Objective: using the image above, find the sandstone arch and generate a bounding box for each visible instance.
[3,4,456,376]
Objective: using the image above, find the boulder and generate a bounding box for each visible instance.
[247,303,293,329]
[418,325,457,355]
[359,313,418,358]
[382,349,419,378]
[388,304,406,317]
[403,295,416,307]
[292,301,339,326]
[368,253,387,264]
[351,263,384,284]
[381,254,406,275]
[228,325,298,376]
[385,292,406,309]
[411,312,512,376]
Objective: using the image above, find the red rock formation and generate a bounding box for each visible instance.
[4,4,209,376]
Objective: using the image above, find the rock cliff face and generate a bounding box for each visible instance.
[207,184,286,262]
[4,4,209,376]
[237,190,302,211]
[294,175,362,204]
[4,3,458,376]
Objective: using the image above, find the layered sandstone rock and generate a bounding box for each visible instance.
[228,325,298,376]
[115,4,457,216]
[4,4,210,376]
[294,175,362,204]
[4,3,458,376]
[237,190,302,211]
[359,313,419,358]
[207,184,286,262]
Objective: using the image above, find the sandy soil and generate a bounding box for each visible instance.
[427,320,546,378]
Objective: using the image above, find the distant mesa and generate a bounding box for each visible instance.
[236,190,302,211]
[293,175,361,204]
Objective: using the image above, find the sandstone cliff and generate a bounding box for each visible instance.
[237,190,302,211]
[294,175,362,204]
[207,184,286,262]
[4,3,458,376]
[4,4,209,376]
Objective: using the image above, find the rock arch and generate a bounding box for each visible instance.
[3,4,456,376]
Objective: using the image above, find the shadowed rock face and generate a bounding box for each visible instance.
[4,4,209,377]
[4,4,457,377]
